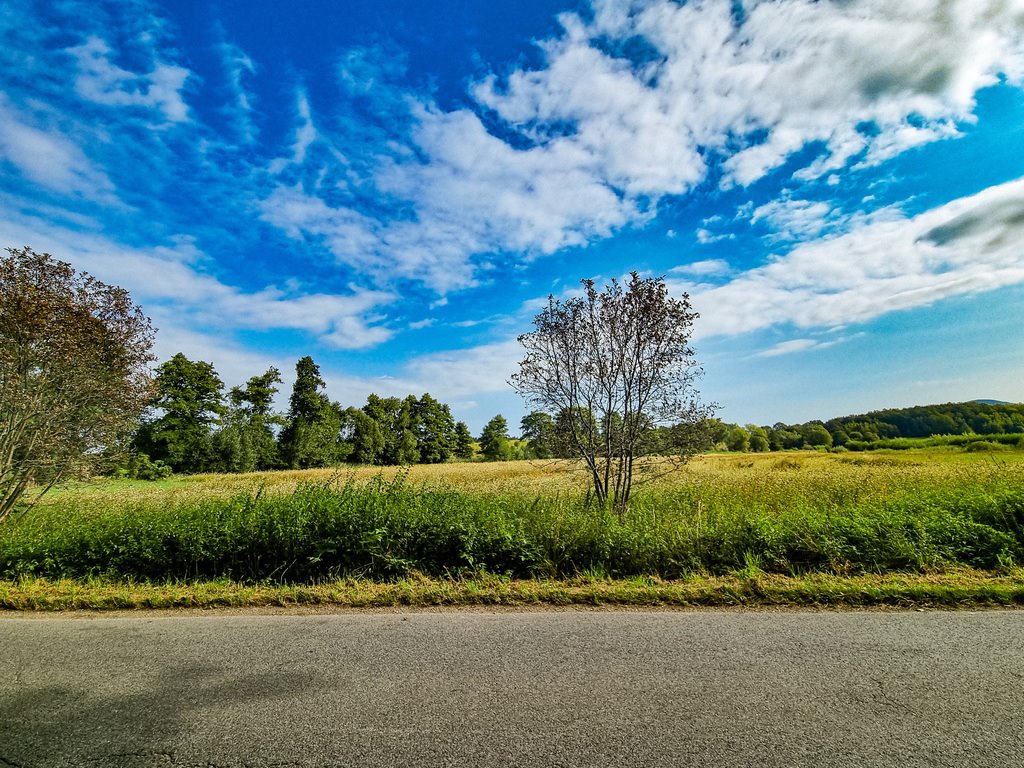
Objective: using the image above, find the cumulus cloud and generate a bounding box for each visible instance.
[263,0,1024,293]
[751,198,836,241]
[687,178,1024,338]
[404,339,522,398]
[695,228,735,245]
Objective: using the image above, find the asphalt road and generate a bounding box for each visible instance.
[2,609,1022,768]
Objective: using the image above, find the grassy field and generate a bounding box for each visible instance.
[2,449,1023,609]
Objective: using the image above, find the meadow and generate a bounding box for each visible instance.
[2,449,1023,601]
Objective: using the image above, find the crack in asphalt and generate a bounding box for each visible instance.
[871,678,913,714]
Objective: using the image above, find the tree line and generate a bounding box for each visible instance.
[703,401,1024,453]
[128,353,491,476]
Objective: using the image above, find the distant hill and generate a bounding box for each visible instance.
[822,401,1024,441]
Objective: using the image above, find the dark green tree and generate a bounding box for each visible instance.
[340,406,385,465]
[520,411,556,459]
[453,421,475,460]
[363,394,419,465]
[136,353,225,473]
[279,357,342,468]
[215,367,283,473]
[724,425,750,452]
[800,422,833,449]
[746,424,770,453]
[479,414,512,461]
[410,393,456,464]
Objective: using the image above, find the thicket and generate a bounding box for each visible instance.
[3,468,1022,582]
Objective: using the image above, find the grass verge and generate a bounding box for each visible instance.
[2,570,1022,611]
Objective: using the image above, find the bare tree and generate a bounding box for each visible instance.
[0,246,155,522]
[511,273,712,514]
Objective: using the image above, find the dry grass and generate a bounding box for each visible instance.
[2,569,1021,611]
[38,448,1024,509]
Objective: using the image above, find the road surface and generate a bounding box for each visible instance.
[2,609,1022,767]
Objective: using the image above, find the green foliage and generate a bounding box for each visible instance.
[453,421,475,460]
[844,433,1024,452]
[5,456,1023,583]
[479,414,512,461]
[409,393,457,464]
[825,401,1024,440]
[746,425,770,453]
[215,367,283,473]
[521,411,557,459]
[724,425,749,452]
[136,353,225,473]
[341,407,385,464]
[1,246,155,521]
[113,452,172,481]
[363,394,419,465]
[279,357,344,469]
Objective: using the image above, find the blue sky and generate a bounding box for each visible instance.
[2,0,1023,433]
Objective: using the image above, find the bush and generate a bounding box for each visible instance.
[114,453,173,481]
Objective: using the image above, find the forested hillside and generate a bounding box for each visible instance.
[824,401,1024,441]
[707,401,1024,453]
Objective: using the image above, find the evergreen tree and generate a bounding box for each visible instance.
[453,421,475,460]
[279,357,342,468]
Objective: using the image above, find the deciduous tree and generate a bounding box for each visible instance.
[479,414,512,461]
[136,353,225,473]
[520,410,557,459]
[511,273,712,513]
[215,367,283,472]
[1,246,154,521]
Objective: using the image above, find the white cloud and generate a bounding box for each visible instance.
[0,95,115,199]
[695,228,735,245]
[220,39,257,142]
[262,0,1024,293]
[688,177,1024,338]
[268,91,318,174]
[0,211,396,350]
[404,339,522,398]
[67,36,190,123]
[756,338,839,358]
[669,259,733,278]
[751,198,835,240]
